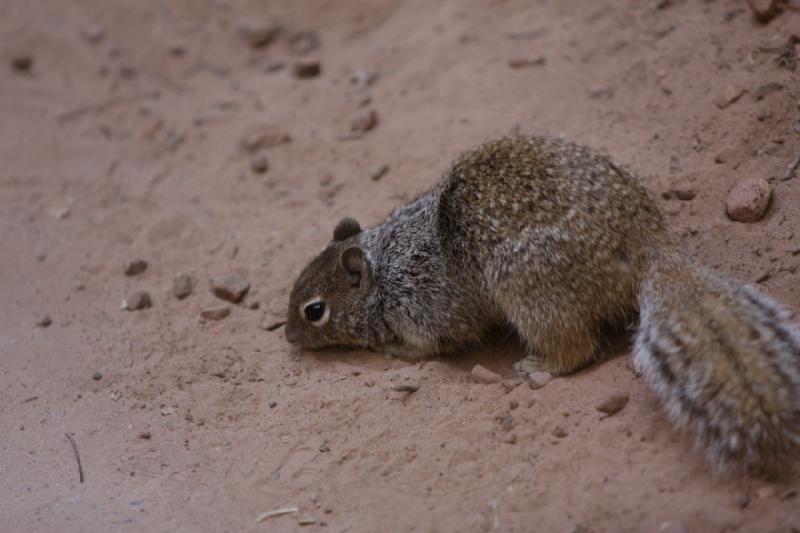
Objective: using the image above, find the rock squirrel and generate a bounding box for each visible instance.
[285,135,800,476]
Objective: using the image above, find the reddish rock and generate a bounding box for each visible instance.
[470,364,502,384]
[726,178,772,223]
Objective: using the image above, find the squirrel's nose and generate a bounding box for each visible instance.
[285,324,300,344]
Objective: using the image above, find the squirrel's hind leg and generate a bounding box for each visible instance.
[494,293,599,376]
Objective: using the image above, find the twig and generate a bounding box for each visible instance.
[65,432,85,483]
[56,91,160,123]
[255,507,298,522]
[783,153,800,181]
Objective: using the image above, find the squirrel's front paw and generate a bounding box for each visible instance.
[512,355,548,377]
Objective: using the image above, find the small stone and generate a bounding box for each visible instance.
[714,85,747,109]
[288,30,320,56]
[528,371,552,390]
[714,149,737,165]
[297,516,317,526]
[250,155,269,174]
[210,274,250,303]
[173,273,193,299]
[239,23,282,48]
[11,55,33,73]
[369,164,390,181]
[508,57,547,69]
[471,364,502,384]
[754,82,784,100]
[124,259,148,276]
[509,400,519,410]
[504,433,518,444]
[241,125,291,152]
[726,178,772,223]
[200,306,231,321]
[350,68,378,89]
[391,383,420,393]
[596,393,629,416]
[746,0,783,23]
[80,26,106,44]
[92,371,103,381]
[124,291,152,311]
[36,315,52,328]
[269,401,277,408]
[658,520,689,533]
[292,60,321,79]
[350,109,378,134]
[662,178,695,201]
[588,85,614,100]
[138,430,151,440]
[260,317,286,331]
[552,426,568,438]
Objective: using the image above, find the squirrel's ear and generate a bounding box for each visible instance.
[333,217,361,241]
[340,245,366,287]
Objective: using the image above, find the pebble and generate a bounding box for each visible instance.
[369,164,390,181]
[200,306,231,321]
[80,26,106,44]
[124,291,152,311]
[746,0,782,23]
[250,155,270,174]
[10,55,33,73]
[292,60,321,79]
[528,371,552,390]
[658,521,689,533]
[508,57,546,69]
[288,30,320,56]
[726,178,772,223]
[661,178,695,201]
[239,23,282,48]
[391,383,420,393]
[92,371,103,381]
[596,393,629,416]
[138,430,152,440]
[552,426,568,438]
[350,109,378,134]
[297,516,317,526]
[350,68,378,89]
[173,273,193,299]
[36,315,52,328]
[470,364,502,384]
[210,274,250,303]
[241,125,291,152]
[713,149,737,165]
[714,85,747,109]
[124,259,148,276]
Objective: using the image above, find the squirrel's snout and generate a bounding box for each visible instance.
[284,323,300,344]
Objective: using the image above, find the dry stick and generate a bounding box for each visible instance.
[65,432,85,483]
[784,153,800,181]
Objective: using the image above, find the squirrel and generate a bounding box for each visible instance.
[285,135,800,476]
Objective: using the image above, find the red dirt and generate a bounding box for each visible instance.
[2,1,800,531]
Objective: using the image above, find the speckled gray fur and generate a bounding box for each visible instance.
[286,135,800,476]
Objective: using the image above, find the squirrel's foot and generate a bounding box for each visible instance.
[513,355,549,377]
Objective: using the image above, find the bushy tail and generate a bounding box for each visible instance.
[634,253,800,476]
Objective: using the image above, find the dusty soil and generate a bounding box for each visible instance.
[2,0,800,531]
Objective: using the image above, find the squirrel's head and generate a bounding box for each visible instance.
[285,217,374,350]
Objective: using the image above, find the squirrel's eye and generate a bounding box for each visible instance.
[304,301,326,322]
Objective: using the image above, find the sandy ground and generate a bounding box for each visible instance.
[2,0,800,531]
